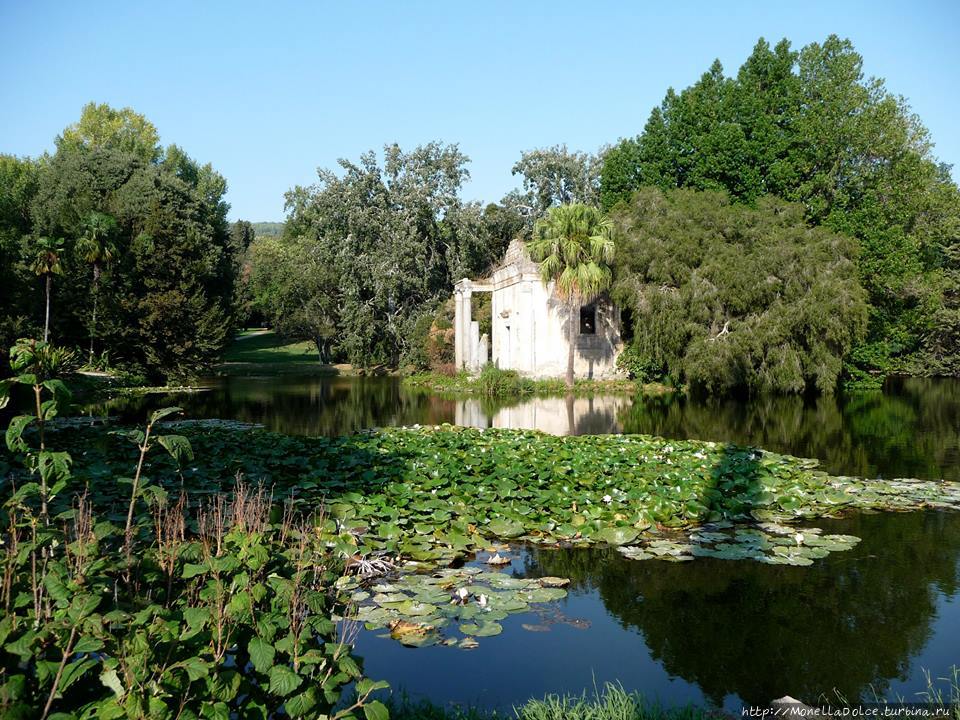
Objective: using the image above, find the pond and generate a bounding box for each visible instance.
[79,374,960,710]
[86,374,960,481]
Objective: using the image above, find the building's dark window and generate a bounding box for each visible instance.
[579,304,596,335]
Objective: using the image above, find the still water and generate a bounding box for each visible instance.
[89,374,960,481]
[84,375,960,709]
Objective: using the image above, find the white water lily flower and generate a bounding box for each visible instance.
[794,533,804,546]
[478,594,488,607]
[457,587,469,601]
[602,495,612,503]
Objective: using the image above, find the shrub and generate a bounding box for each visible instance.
[611,188,869,395]
[616,344,663,383]
[475,363,535,395]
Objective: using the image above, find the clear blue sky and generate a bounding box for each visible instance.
[1,1,957,221]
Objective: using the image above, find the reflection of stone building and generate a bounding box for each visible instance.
[455,395,630,436]
[454,239,622,379]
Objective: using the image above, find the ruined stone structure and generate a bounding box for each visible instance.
[454,239,622,379]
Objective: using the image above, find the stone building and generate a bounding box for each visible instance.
[453,239,622,379]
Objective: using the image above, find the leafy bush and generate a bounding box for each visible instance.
[599,37,960,377]
[0,343,386,719]
[611,188,869,395]
[475,364,535,396]
[615,344,663,383]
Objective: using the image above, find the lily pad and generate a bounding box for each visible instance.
[459,621,503,637]
[596,526,640,546]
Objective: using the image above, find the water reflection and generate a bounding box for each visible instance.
[618,378,960,481]
[79,375,960,481]
[455,395,630,435]
[527,511,960,706]
[355,511,960,710]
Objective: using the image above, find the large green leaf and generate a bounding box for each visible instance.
[596,526,640,545]
[268,665,302,696]
[248,636,275,674]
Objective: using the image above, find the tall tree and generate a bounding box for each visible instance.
[598,35,960,380]
[0,155,41,354]
[76,211,117,363]
[281,142,501,368]
[527,204,615,388]
[57,102,161,164]
[611,188,869,394]
[18,103,235,380]
[30,236,65,342]
[512,145,601,216]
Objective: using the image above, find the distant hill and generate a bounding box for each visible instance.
[251,222,284,237]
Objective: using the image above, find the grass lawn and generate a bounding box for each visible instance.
[218,329,342,375]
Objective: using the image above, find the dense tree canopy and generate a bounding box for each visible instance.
[601,36,960,380]
[611,188,869,395]
[246,143,513,368]
[0,104,236,380]
[512,145,601,218]
[4,35,957,393]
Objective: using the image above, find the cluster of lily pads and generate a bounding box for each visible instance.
[617,521,861,566]
[27,424,960,572]
[336,562,569,649]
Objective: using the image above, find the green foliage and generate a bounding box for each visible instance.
[599,36,960,376]
[612,188,868,394]
[402,369,637,397]
[250,221,285,237]
[0,103,236,381]
[475,364,537,396]
[20,421,960,567]
[512,146,601,216]
[0,367,386,720]
[57,102,161,162]
[615,344,663,384]
[271,143,511,368]
[390,683,714,720]
[241,236,340,362]
[528,205,614,302]
[528,204,615,387]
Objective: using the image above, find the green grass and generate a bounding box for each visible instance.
[218,330,340,375]
[403,365,671,398]
[390,683,720,720]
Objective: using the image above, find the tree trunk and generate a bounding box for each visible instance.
[89,264,100,365]
[43,274,51,343]
[566,299,576,389]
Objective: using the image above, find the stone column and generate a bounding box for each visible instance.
[469,320,480,372]
[454,289,464,370]
[454,286,472,370]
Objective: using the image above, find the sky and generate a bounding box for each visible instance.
[1,1,958,222]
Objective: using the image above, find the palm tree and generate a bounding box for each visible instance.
[31,236,65,343]
[76,211,117,363]
[527,204,615,389]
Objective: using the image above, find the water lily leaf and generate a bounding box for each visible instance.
[522,587,567,603]
[459,621,502,637]
[486,518,525,538]
[596,526,640,545]
[395,600,438,617]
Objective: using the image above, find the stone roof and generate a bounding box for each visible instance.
[497,238,540,274]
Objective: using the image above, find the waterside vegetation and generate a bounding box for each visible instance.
[402,364,661,397]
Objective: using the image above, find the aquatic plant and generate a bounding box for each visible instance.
[389,683,717,720]
[339,561,570,649]
[21,422,960,571]
[0,357,388,719]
